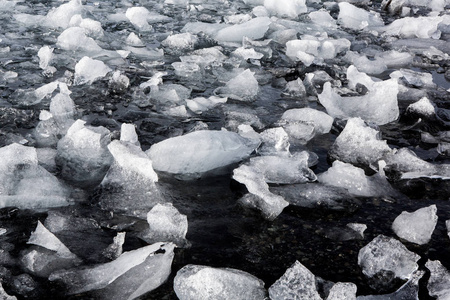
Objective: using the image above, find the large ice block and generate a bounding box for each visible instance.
[392,205,438,245]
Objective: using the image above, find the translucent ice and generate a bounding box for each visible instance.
[102,232,125,260]
[426,260,450,300]
[447,220,450,239]
[162,33,198,51]
[174,265,266,300]
[126,7,153,31]
[279,108,333,142]
[264,0,307,18]
[382,16,444,39]
[309,10,337,29]
[37,46,54,71]
[120,123,139,146]
[186,96,227,114]
[57,27,102,53]
[74,56,111,85]
[258,127,290,155]
[329,118,392,166]
[45,0,83,29]
[215,69,259,101]
[406,97,436,118]
[0,282,16,300]
[269,260,322,300]
[358,235,420,283]
[69,15,104,38]
[392,205,438,245]
[147,130,259,177]
[338,2,384,30]
[215,17,271,43]
[327,282,357,300]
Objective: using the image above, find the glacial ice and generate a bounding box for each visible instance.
[327,282,357,300]
[215,69,259,101]
[382,16,445,39]
[69,15,104,38]
[56,27,102,53]
[120,123,139,146]
[147,130,259,177]
[45,0,83,29]
[0,282,16,300]
[102,232,125,260]
[309,10,337,29]
[162,33,198,51]
[338,2,384,30]
[74,56,111,85]
[329,118,392,167]
[173,265,266,300]
[126,7,153,31]
[215,17,271,43]
[269,260,322,300]
[186,96,227,114]
[426,260,450,300]
[37,46,54,73]
[258,127,290,155]
[358,235,420,284]
[406,97,436,118]
[264,0,307,18]
[392,205,438,245]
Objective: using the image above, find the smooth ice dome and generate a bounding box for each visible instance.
[269,260,322,300]
[392,205,438,245]
[74,56,111,85]
[173,265,266,300]
[358,235,420,283]
[146,130,259,177]
[215,69,259,101]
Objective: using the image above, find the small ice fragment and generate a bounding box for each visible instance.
[186,96,227,114]
[74,56,111,85]
[215,69,259,101]
[120,123,139,146]
[102,232,126,260]
[426,260,450,300]
[338,2,384,30]
[69,15,103,38]
[264,0,307,18]
[258,127,290,155]
[109,71,130,93]
[447,220,450,239]
[57,27,102,53]
[0,282,16,300]
[406,97,436,118]
[126,32,144,47]
[37,46,53,70]
[162,32,198,51]
[174,265,266,300]
[215,17,271,43]
[45,0,83,29]
[392,205,438,245]
[309,10,337,29]
[326,282,357,300]
[347,223,367,239]
[126,7,152,31]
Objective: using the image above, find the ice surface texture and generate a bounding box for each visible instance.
[392,205,438,245]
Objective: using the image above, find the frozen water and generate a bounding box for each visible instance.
[102,232,126,261]
[338,2,384,30]
[0,282,16,300]
[391,69,436,89]
[174,265,266,300]
[382,16,445,39]
[45,0,83,29]
[56,27,102,53]
[329,118,392,167]
[109,71,130,93]
[264,0,307,18]
[56,120,113,188]
[120,124,139,146]
[426,260,450,300]
[447,220,450,239]
[126,32,144,47]
[162,33,198,51]
[69,15,104,38]
[126,7,153,31]
[44,210,100,234]
[147,130,259,177]
[309,10,337,29]
[326,282,357,300]
[356,270,424,300]
[319,68,399,125]
[406,97,436,118]
[74,56,111,85]
[49,242,174,298]
[37,46,54,72]
[392,204,438,245]
[233,165,289,220]
[358,235,420,284]
[258,127,290,155]
[172,62,201,79]
[215,17,271,43]
[215,69,259,101]
[186,96,227,114]
[150,83,191,105]
[232,47,264,60]
[269,260,322,300]
[284,78,307,97]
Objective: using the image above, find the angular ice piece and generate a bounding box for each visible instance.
[0,282,16,300]
[392,205,438,245]
[215,69,259,101]
[45,0,83,29]
[215,17,271,43]
[37,46,54,70]
[125,32,144,47]
[338,2,384,30]
[329,118,392,166]
[264,0,307,18]
[309,10,337,29]
[186,96,227,114]
[344,51,387,75]
[172,62,201,79]
[57,27,102,53]
[356,270,424,300]
[358,235,420,283]
[232,47,264,60]
[347,223,367,239]
[49,242,174,296]
[56,120,112,188]
[44,210,100,234]
[233,164,289,219]
[326,282,357,300]
[318,161,395,197]
[109,70,130,93]
[284,78,307,97]
[426,260,450,300]
[382,16,444,39]
[162,33,198,51]
[125,7,152,31]
[174,265,266,300]
[391,69,436,88]
[69,15,104,38]
[258,127,290,155]
[74,56,111,85]
[279,108,333,142]
[269,260,322,300]
[147,130,259,177]
[150,83,191,105]
[406,97,436,118]
[102,232,126,260]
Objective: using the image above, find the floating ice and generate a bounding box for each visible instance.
[37,46,54,72]
[162,33,198,51]
[174,265,266,300]
[284,78,307,97]
[264,0,307,18]
[392,205,438,245]
[126,7,153,31]
[102,232,126,260]
[447,220,450,239]
[269,260,322,300]
[74,56,111,85]
[56,120,112,188]
[0,282,16,300]
[126,32,144,47]
[49,242,174,298]
[358,235,420,285]
[150,83,191,105]
[232,47,264,60]
[406,97,436,118]
[186,96,227,114]
[57,27,102,53]
[319,67,399,125]
[45,0,83,29]
[329,118,392,166]
[215,17,271,43]
[382,16,444,39]
[327,282,357,300]
[69,15,103,38]
[120,123,139,146]
[338,2,384,30]
[258,127,290,155]
[390,69,436,89]
[426,260,450,300]
[309,10,337,29]
[147,130,259,177]
[215,69,259,101]
[44,210,100,233]
[344,51,413,75]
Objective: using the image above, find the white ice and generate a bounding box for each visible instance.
[126,7,153,31]
[162,33,198,51]
[45,0,83,29]
[258,127,290,155]
[144,203,188,245]
[264,0,307,18]
[426,260,450,300]
[338,2,384,30]
[406,97,436,118]
[215,69,259,101]
[74,56,111,85]
[215,17,271,43]
[327,282,357,300]
[57,27,102,53]
[186,96,227,114]
[69,15,104,38]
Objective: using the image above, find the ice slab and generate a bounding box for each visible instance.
[327,282,357,300]
[49,242,174,298]
[264,0,307,18]
[74,56,111,85]
[382,16,444,39]
[392,205,438,245]
[215,69,259,101]
[426,260,450,300]
[215,17,271,43]
[358,235,420,285]
[186,96,227,114]
[338,2,384,30]
[147,130,259,177]
[120,123,139,146]
[329,118,392,166]
[309,10,337,29]
[269,260,322,300]
[174,265,266,300]
[102,232,125,260]
[57,27,102,53]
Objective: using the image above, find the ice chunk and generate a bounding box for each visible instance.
[215,17,271,43]
[284,78,307,98]
[45,0,83,29]
[120,123,139,146]
[126,32,144,47]
[49,242,174,297]
[318,161,395,197]
[172,62,201,79]
[174,265,266,300]
[406,97,436,118]
[264,0,307,18]
[56,120,112,188]
[109,71,130,93]
[392,205,438,245]
[147,130,259,177]
[309,10,337,29]
[150,83,191,105]
[329,118,392,166]
[382,16,444,39]
[358,235,420,285]
[0,282,16,300]
[215,69,259,101]
[186,96,227,114]
[232,47,264,60]
[258,127,290,155]
[327,282,357,300]
[37,46,54,71]
[391,69,436,89]
[233,165,289,220]
[356,270,424,300]
[74,56,111,85]
[426,260,450,300]
[347,223,367,239]
[125,7,153,31]
[102,232,125,260]
[69,15,103,38]
[56,27,102,53]
[140,203,188,246]
[269,260,322,300]
[44,210,100,234]
[162,33,198,51]
[286,38,351,66]
[338,2,384,30]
